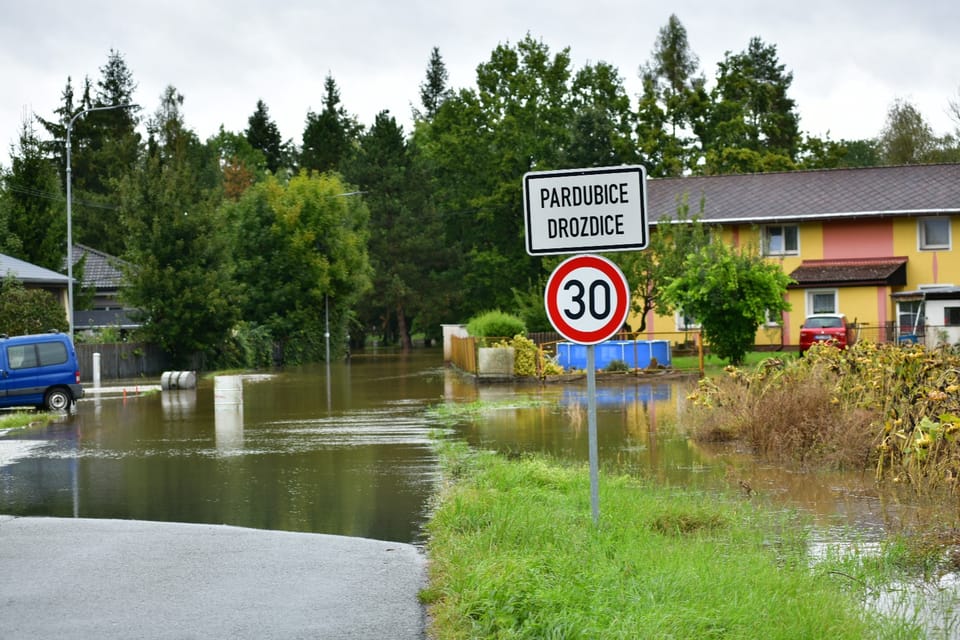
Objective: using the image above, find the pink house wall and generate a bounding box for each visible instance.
[822,220,896,331]
[822,219,894,258]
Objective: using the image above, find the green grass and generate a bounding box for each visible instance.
[0,411,56,432]
[671,350,794,376]
[423,442,921,639]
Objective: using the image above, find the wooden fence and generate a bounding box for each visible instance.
[76,343,177,382]
[449,335,477,374]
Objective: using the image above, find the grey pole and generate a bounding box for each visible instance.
[587,344,599,524]
[65,103,136,341]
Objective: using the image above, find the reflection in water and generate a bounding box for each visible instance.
[1,351,955,632]
[0,353,447,543]
[0,350,953,546]
[214,376,244,453]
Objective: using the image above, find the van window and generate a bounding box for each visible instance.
[7,345,38,369]
[37,342,68,366]
[5,342,68,370]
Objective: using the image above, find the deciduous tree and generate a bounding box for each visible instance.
[227,172,371,361]
[661,236,793,365]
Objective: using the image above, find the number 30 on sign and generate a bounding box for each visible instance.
[544,254,630,345]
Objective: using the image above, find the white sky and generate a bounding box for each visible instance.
[1,0,958,159]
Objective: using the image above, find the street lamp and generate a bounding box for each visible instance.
[65,103,136,340]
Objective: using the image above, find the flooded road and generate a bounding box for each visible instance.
[3,346,956,635]
[0,348,947,545]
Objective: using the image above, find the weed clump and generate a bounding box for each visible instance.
[685,342,960,492]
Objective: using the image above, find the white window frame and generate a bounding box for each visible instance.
[675,311,701,331]
[764,309,783,327]
[805,289,838,316]
[918,217,951,251]
[762,224,800,256]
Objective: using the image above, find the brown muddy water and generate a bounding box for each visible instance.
[0,347,942,543]
[0,349,944,542]
[2,347,957,633]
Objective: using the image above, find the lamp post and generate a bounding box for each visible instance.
[65,103,135,340]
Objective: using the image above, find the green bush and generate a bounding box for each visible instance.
[0,276,68,336]
[466,310,526,342]
[605,359,630,373]
[213,322,275,369]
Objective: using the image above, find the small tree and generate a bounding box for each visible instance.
[0,276,69,336]
[661,239,793,365]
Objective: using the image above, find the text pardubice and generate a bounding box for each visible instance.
[523,165,647,256]
[540,182,629,239]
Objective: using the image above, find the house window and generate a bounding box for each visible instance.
[945,307,960,326]
[675,311,700,331]
[806,289,837,315]
[897,300,923,332]
[919,218,951,251]
[762,225,799,256]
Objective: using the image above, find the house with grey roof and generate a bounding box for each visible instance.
[68,244,141,333]
[640,163,960,347]
[0,253,70,316]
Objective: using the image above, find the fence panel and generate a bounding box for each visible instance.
[76,343,173,382]
[449,336,477,374]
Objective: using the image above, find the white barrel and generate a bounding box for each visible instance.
[161,370,198,390]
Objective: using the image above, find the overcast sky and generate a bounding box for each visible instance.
[2,0,957,159]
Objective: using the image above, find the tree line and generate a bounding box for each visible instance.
[1,15,958,366]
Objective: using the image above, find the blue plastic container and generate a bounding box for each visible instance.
[557,339,671,370]
[650,339,672,366]
[618,340,652,369]
[557,342,587,370]
[595,341,625,369]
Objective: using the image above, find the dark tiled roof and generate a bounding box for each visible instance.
[69,244,129,290]
[789,257,908,287]
[647,164,960,224]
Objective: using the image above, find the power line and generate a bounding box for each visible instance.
[5,185,121,211]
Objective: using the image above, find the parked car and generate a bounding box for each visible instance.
[799,314,851,354]
[0,332,84,411]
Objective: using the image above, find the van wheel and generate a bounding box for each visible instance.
[44,388,72,412]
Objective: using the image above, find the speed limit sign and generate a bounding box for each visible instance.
[544,254,630,345]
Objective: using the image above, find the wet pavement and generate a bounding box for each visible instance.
[0,516,427,639]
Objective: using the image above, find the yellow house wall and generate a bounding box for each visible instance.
[893,217,960,287]
[628,216,958,349]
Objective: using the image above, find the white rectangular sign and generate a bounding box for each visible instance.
[523,165,648,256]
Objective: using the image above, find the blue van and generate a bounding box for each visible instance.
[0,332,84,411]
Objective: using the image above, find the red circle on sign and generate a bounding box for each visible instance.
[544,254,630,344]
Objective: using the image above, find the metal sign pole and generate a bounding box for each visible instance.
[587,344,599,524]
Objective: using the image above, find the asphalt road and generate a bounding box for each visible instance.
[0,516,427,639]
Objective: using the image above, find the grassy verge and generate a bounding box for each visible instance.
[0,411,57,432]
[423,442,920,639]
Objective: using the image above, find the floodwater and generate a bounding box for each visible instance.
[0,348,949,545]
[2,347,958,633]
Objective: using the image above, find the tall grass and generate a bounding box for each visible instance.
[424,442,920,639]
[685,342,960,493]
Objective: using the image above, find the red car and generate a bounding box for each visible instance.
[799,314,851,353]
